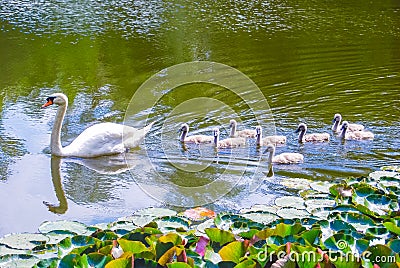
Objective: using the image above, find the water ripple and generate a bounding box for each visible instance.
[1,0,398,39]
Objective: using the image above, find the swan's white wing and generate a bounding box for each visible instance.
[183,135,214,144]
[263,135,287,145]
[273,153,304,164]
[346,130,374,140]
[348,123,365,132]
[123,122,154,148]
[217,137,246,148]
[63,122,154,157]
[304,133,330,142]
[236,129,257,138]
[63,123,126,157]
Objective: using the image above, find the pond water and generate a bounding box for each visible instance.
[0,0,399,236]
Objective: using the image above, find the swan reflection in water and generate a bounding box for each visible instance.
[43,146,302,212]
[43,157,68,214]
[43,153,140,214]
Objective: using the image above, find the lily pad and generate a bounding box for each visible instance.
[118,239,149,254]
[205,228,236,246]
[369,171,399,181]
[276,208,310,219]
[0,233,49,250]
[378,180,400,190]
[354,184,382,197]
[38,221,90,235]
[34,257,59,267]
[275,196,305,209]
[279,177,313,190]
[310,181,334,194]
[334,212,376,233]
[0,254,39,267]
[329,219,357,233]
[330,253,361,268]
[240,211,279,225]
[214,213,250,231]
[45,231,77,245]
[383,219,400,235]
[366,227,390,238]
[387,240,400,253]
[118,215,156,227]
[302,193,332,200]
[167,262,192,268]
[154,216,190,232]
[59,253,90,268]
[299,218,319,227]
[335,212,375,226]
[134,207,177,218]
[0,245,28,257]
[87,252,113,267]
[239,204,278,214]
[92,222,110,230]
[57,235,101,258]
[109,221,137,232]
[324,233,355,253]
[195,219,215,235]
[309,208,332,219]
[364,244,396,267]
[305,199,336,212]
[381,166,400,172]
[91,231,119,241]
[365,194,396,216]
[218,241,247,263]
[331,204,361,213]
[299,189,320,199]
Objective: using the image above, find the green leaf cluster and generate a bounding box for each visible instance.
[1,168,400,267]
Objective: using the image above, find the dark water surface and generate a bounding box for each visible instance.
[0,0,399,236]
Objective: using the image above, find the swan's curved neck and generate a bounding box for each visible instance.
[298,128,306,142]
[214,133,219,146]
[256,131,262,146]
[332,119,340,131]
[51,103,67,156]
[339,127,347,139]
[180,130,187,142]
[230,123,236,137]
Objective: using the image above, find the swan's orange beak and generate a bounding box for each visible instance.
[42,100,53,108]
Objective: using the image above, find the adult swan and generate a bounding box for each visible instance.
[42,93,154,158]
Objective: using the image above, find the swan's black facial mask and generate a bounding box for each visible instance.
[42,96,56,108]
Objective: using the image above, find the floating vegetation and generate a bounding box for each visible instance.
[0,167,399,267]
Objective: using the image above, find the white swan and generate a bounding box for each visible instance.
[264,144,304,164]
[255,126,286,146]
[264,144,303,177]
[339,121,374,140]
[213,128,246,148]
[229,119,257,138]
[332,113,364,132]
[295,123,330,143]
[179,123,214,144]
[42,93,154,158]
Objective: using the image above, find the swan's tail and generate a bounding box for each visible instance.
[124,121,155,148]
[143,121,155,134]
